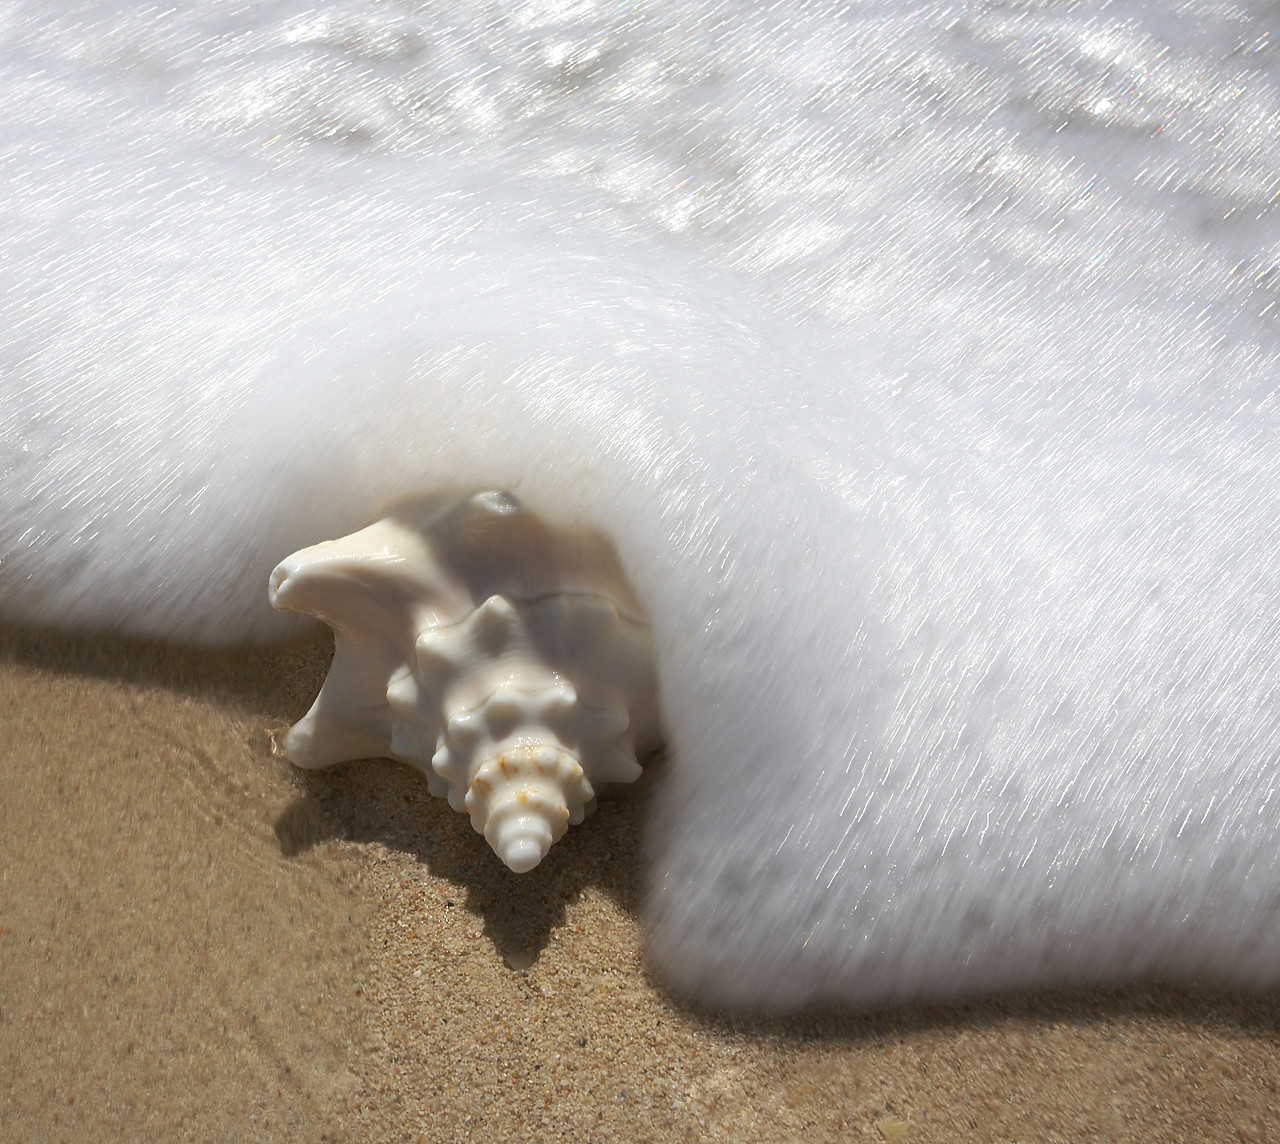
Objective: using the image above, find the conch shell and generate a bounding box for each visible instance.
[268,491,660,872]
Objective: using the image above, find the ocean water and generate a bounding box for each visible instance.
[2,0,1279,1010]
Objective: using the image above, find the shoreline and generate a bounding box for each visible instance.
[3,626,1277,1142]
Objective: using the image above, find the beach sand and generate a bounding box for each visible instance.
[3,625,1278,1143]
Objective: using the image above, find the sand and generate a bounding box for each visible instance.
[2,625,1278,1143]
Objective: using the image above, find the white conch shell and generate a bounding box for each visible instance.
[268,490,659,872]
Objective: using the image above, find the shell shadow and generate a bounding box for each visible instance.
[273,752,658,967]
[0,621,650,968]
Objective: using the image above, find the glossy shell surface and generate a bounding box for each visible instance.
[269,491,659,871]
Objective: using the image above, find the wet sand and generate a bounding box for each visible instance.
[3,625,1278,1142]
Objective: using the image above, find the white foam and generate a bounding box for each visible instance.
[2,0,1279,1009]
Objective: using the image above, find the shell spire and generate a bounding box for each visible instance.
[268,491,659,871]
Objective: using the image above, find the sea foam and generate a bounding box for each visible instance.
[3,0,1279,1009]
